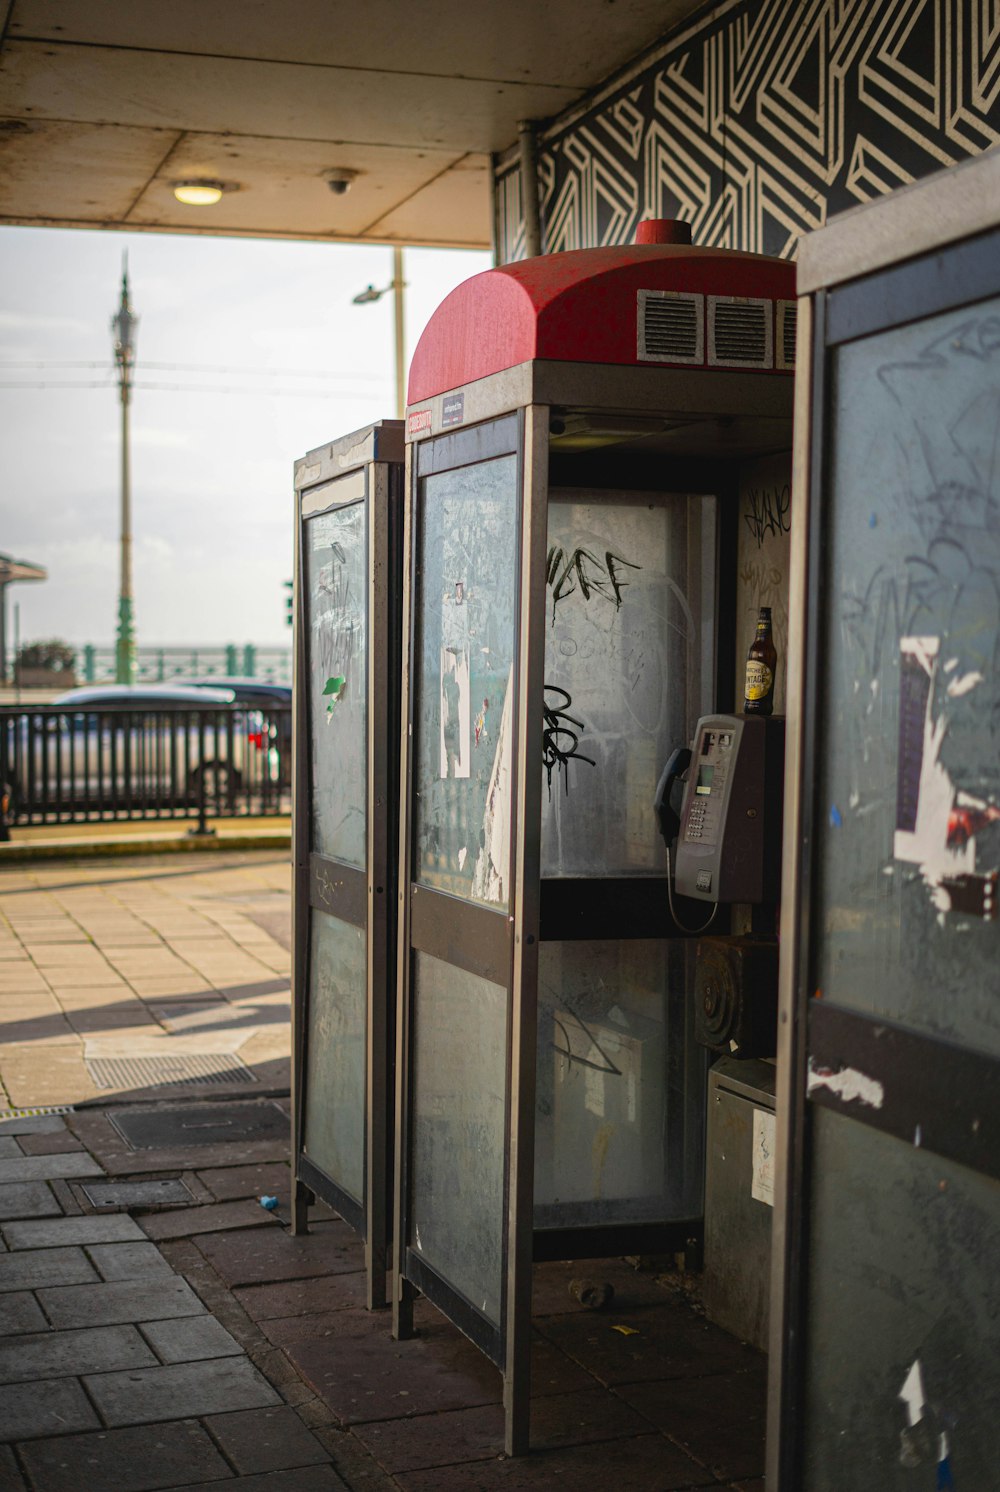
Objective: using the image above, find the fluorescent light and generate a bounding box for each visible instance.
[172,180,225,206]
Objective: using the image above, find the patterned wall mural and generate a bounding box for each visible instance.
[495,0,1000,261]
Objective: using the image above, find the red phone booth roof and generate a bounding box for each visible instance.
[407,243,796,406]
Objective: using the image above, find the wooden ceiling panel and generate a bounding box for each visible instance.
[7,0,701,91]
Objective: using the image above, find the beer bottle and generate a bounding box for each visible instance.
[743,607,777,716]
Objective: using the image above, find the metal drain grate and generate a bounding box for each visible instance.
[0,1105,75,1120]
[85,1053,258,1090]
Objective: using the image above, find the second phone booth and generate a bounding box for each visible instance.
[291,420,403,1308]
[394,222,796,1451]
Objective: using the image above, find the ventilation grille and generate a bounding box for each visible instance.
[709,297,772,368]
[777,300,797,369]
[85,1053,258,1090]
[637,290,704,363]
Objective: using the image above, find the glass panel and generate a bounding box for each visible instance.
[541,492,716,876]
[534,939,705,1228]
[303,908,367,1204]
[414,453,519,907]
[815,296,1000,1058]
[802,1106,1000,1490]
[306,499,367,867]
[410,950,507,1323]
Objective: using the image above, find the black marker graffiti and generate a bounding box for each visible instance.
[551,1003,622,1076]
[542,685,595,798]
[546,546,641,621]
[744,484,791,548]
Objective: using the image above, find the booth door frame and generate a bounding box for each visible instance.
[393,406,548,1455]
[768,224,1000,1488]
[291,456,400,1311]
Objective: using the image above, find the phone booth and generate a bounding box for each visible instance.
[291,420,403,1309]
[393,223,796,1451]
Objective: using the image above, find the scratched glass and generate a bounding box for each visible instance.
[303,908,367,1204]
[540,492,717,876]
[305,497,367,867]
[813,299,1000,1059]
[413,455,519,906]
[410,950,506,1324]
[800,1107,1000,1489]
[534,939,705,1229]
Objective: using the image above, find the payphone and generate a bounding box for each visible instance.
[656,712,785,904]
[394,219,795,1452]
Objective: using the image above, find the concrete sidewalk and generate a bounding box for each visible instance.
[0,852,765,1492]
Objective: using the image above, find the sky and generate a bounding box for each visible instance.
[0,227,490,652]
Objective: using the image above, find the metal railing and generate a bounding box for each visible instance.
[77,645,292,685]
[0,703,291,831]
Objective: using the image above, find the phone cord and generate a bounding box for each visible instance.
[666,844,719,935]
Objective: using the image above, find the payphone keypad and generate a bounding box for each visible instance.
[685,729,733,846]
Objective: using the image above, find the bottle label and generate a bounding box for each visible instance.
[745,661,773,701]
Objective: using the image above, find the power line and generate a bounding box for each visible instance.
[0,379,374,398]
[0,358,385,383]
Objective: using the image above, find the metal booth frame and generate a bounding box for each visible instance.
[291,420,403,1310]
[393,353,794,1453]
[768,151,1000,1489]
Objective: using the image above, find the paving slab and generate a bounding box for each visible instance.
[0,1141,21,1161]
[139,1198,279,1240]
[0,1376,101,1441]
[16,1420,233,1492]
[0,1181,62,1220]
[84,1354,281,1425]
[1,1213,144,1250]
[0,1323,157,1384]
[617,1369,768,1482]
[535,1297,762,1388]
[391,1434,716,1491]
[0,1290,49,1335]
[0,1245,99,1292]
[284,1304,502,1426]
[0,1445,24,1492]
[38,1275,204,1327]
[194,1221,362,1288]
[0,1152,103,1184]
[0,1115,67,1137]
[204,1405,329,1474]
[163,1472,345,1492]
[140,1314,242,1364]
[89,1240,177,1280]
[12,1129,85,1155]
[235,1271,368,1323]
[194,1161,291,1202]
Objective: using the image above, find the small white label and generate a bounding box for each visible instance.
[751,1107,775,1207]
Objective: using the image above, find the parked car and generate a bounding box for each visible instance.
[161,677,292,780]
[2,684,276,816]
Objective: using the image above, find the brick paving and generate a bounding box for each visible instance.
[0,853,766,1490]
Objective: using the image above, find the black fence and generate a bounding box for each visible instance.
[0,704,292,831]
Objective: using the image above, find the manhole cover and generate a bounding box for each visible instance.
[109,1102,289,1150]
[85,1054,258,1090]
[81,1178,195,1210]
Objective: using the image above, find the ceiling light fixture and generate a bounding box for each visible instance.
[172,179,227,206]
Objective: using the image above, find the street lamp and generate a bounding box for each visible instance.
[352,247,406,419]
[110,253,139,684]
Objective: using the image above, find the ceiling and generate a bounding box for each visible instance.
[0,0,702,249]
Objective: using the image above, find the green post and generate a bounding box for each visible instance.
[84,644,96,683]
[157,649,165,681]
[242,644,256,677]
[115,596,136,684]
[226,644,238,675]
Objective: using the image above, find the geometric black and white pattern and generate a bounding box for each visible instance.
[496,0,1000,261]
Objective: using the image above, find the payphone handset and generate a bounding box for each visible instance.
[655,713,785,910]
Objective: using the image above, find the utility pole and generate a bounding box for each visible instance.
[111,254,138,684]
[352,247,407,418]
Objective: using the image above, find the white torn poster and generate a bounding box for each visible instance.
[439,645,471,779]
